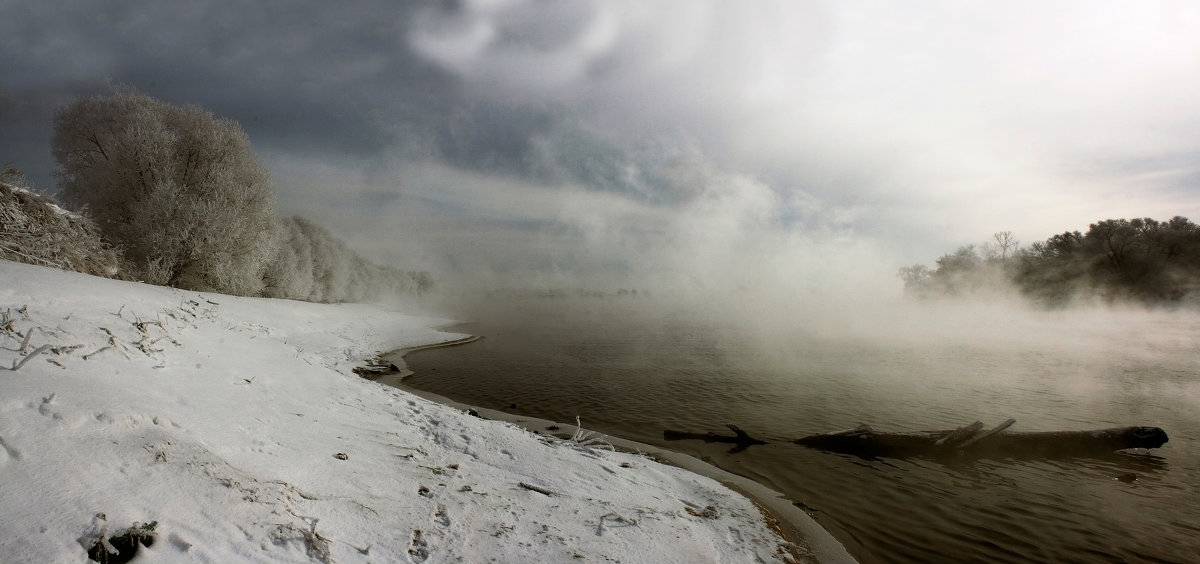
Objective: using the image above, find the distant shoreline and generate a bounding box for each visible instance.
[379,335,857,564]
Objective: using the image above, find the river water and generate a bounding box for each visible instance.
[398,297,1200,563]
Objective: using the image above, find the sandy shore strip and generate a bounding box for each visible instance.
[381,339,858,564]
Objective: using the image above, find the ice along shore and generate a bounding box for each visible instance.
[0,260,852,563]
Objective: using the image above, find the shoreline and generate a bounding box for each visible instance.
[4,260,828,562]
[379,335,858,564]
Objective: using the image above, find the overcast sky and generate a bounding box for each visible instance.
[4,1,1200,297]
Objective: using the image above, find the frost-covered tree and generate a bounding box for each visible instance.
[262,217,316,299]
[262,215,424,302]
[51,89,278,295]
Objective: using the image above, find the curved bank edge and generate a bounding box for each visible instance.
[376,340,858,564]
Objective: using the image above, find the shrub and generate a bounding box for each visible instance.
[52,89,278,295]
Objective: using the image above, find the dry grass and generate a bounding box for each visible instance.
[0,179,125,278]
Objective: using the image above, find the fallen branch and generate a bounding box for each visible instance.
[7,344,50,371]
[518,482,556,496]
[663,424,768,453]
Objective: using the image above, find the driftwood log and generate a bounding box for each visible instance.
[793,420,1169,459]
[663,420,1169,459]
[663,424,768,453]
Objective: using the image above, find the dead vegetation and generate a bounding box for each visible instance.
[0,172,124,278]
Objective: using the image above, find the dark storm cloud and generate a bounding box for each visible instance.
[6,1,790,212]
[3,1,460,179]
[4,0,1200,292]
[0,0,675,201]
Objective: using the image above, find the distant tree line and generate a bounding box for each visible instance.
[900,218,1200,307]
[263,216,432,303]
[1,88,430,301]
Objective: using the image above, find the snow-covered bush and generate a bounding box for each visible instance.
[261,217,317,300]
[47,89,430,303]
[52,89,278,295]
[262,216,427,302]
[0,170,124,277]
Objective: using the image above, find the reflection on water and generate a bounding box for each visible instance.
[399,298,1200,563]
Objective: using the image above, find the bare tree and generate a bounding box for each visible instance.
[897,263,931,289]
[991,231,1019,261]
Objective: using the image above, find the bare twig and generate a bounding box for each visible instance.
[82,346,112,360]
[596,512,639,536]
[50,344,85,355]
[570,416,615,452]
[134,317,163,334]
[274,515,333,564]
[1,308,19,337]
[518,482,556,496]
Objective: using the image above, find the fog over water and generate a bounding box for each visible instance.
[405,293,1200,563]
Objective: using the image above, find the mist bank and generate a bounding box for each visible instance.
[421,254,1200,400]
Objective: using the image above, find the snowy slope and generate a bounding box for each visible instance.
[0,261,808,563]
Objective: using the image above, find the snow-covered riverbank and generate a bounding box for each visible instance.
[0,261,830,563]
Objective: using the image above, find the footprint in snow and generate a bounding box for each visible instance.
[408,529,430,563]
[36,397,65,422]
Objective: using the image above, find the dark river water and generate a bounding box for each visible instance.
[398,297,1200,563]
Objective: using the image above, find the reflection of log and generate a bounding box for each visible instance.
[664,424,768,452]
[794,420,1169,459]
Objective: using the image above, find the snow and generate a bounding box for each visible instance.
[5,184,70,216]
[0,261,837,563]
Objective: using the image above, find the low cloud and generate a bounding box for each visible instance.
[3,1,1200,303]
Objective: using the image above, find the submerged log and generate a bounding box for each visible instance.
[955,418,1016,449]
[793,421,1169,459]
[932,421,984,448]
[663,424,768,453]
